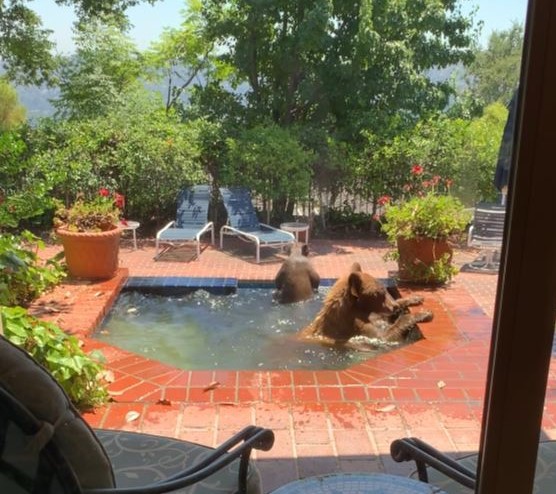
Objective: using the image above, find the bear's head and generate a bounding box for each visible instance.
[347,263,395,314]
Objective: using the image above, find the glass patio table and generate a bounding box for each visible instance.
[270,473,447,494]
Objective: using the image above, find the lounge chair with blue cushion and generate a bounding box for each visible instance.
[0,334,275,493]
[219,187,295,263]
[155,185,215,259]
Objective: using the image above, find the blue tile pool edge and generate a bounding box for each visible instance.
[122,276,398,296]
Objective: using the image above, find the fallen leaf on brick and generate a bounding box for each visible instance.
[125,411,140,423]
[376,404,396,413]
[203,381,221,392]
[156,399,172,406]
[437,380,446,389]
[94,291,104,297]
[99,370,115,383]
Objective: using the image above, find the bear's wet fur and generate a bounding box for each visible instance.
[297,263,432,348]
[274,243,320,304]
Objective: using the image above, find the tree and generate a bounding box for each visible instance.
[0,0,156,84]
[0,79,26,130]
[188,0,477,220]
[468,22,524,106]
[52,17,144,119]
[200,0,477,140]
[225,124,313,222]
[145,0,223,113]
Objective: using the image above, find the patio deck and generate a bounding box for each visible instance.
[31,236,556,492]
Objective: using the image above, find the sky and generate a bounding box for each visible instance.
[32,0,529,54]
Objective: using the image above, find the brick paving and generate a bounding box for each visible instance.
[31,236,556,492]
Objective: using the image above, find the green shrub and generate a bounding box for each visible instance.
[1,306,109,410]
[382,193,471,241]
[0,231,66,307]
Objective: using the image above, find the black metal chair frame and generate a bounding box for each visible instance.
[390,437,476,490]
[0,385,274,494]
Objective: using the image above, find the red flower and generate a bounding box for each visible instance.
[411,164,424,175]
[422,180,431,188]
[114,193,125,210]
[377,195,391,206]
[98,188,110,197]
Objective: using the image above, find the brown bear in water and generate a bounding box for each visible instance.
[274,243,320,304]
[297,262,432,348]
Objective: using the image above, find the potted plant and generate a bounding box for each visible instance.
[380,165,471,284]
[54,188,125,280]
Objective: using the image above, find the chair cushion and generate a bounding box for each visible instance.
[95,429,262,494]
[0,335,115,489]
[175,186,211,228]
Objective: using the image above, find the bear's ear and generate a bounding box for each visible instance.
[301,244,309,257]
[348,272,363,298]
[350,262,362,273]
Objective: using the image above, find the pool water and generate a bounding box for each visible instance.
[95,288,400,370]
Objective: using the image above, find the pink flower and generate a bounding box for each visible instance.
[432,175,441,185]
[445,178,453,188]
[377,195,391,206]
[411,164,424,175]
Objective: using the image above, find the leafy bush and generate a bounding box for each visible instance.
[30,92,208,230]
[325,202,373,235]
[0,129,55,230]
[1,306,109,410]
[382,193,471,241]
[0,231,66,307]
[54,188,125,232]
[225,124,313,222]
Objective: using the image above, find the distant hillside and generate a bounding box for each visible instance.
[14,64,466,123]
[15,80,176,122]
[16,85,58,121]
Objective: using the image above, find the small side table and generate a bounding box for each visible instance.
[270,473,446,494]
[119,220,140,250]
[280,222,310,243]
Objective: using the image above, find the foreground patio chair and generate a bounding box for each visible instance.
[219,187,295,263]
[0,335,274,493]
[390,436,556,493]
[155,185,215,259]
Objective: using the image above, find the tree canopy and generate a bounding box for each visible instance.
[0,0,157,84]
[0,79,26,130]
[468,22,523,106]
[198,0,477,140]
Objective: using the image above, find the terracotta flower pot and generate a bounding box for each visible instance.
[396,236,453,284]
[57,226,121,280]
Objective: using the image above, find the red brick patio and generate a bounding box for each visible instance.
[31,237,556,492]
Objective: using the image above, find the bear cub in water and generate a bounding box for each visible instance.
[274,243,320,304]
